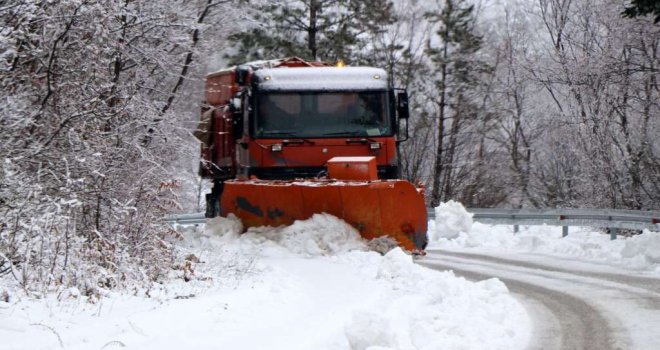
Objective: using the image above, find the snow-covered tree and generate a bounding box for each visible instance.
[0,0,236,293]
[425,0,490,206]
[224,0,396,64]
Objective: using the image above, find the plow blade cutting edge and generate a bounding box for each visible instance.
[220,179,428,252]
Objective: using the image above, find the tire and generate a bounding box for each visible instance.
[204,180,224,218]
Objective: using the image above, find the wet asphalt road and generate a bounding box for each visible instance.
[419,250,660,350]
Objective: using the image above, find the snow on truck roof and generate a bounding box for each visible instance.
[254,67,389,91]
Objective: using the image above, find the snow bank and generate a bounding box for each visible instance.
[239,213,368,257]
[206,213,243,239]
[345,248,528,350]
[430,200,473,240]
[458,225,660,271]
[620,233,660,267]
[428,202,660,272]
[0,214,529,350]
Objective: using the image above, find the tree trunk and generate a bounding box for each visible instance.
[441,97,461,201]
[308,0,318,60]
[430,24,450,207]
[430,80,447,206]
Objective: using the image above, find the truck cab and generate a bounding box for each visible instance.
[198,57,410,217]
[238,66,403,180]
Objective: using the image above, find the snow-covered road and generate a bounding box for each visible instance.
[4,201,660,350]
[0,214,532,350]
[419,249,660,350]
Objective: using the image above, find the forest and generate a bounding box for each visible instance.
[1,0,658,292]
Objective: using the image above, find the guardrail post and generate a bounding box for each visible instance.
[513,224,519,233]
[609,227,618,240]
[559,215,568,237]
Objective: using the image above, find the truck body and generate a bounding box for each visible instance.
[196,57,427,252]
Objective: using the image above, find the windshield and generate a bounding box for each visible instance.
[254,91,392,138]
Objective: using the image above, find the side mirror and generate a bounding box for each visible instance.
[236,67,249,85]
[397,91,410,119]
[394,90,410,144]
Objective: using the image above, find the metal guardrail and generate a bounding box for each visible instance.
[457,208,660,240]
[165,213,206,225]
[167,208,660,240]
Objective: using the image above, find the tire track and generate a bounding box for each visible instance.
[418,253,639,350]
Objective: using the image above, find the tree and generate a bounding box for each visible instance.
[224,0,395,64]
[0,0,236,292]
[425,0,488,206]
[622,0,660,23]
[487,6,539,208]
[534,0,660,209]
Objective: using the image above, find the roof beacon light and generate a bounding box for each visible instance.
[264,75,272,81]
[373,74,381,80]
[336,59,345,68]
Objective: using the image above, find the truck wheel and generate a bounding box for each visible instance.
[204,180,224,218]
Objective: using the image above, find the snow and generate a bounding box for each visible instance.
[238,213,368,257]
[429,202,660,273]
[5,203,657,349]
[329,156,376,162]
[425,202,660,349]
[430,200,474,240]
[254,67,389,91]
[0,213,530,350]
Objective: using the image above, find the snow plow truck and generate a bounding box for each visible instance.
[195,57,427,253]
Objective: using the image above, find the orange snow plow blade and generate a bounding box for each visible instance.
[220,179,428,252]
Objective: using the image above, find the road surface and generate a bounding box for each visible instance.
[419,249,660,350]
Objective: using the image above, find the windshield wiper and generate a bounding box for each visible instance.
[261,131,315,145]
[321,131,364,136]
[262,130,298,137]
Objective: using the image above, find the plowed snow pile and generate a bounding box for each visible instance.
[1,213,530,350]
[428,202,660,272]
